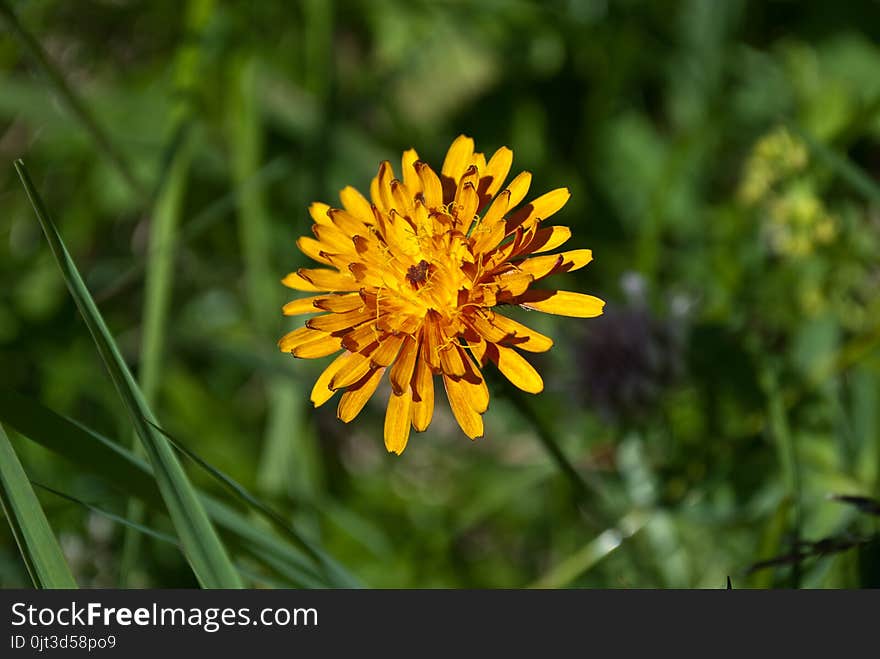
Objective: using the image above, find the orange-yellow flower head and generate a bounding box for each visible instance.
[279,135,604,454]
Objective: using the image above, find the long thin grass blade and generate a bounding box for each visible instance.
[0,387,360,587]
[34,482,179,547]
[14,160,242,589]
[32,483,294,589]
[528,511,648,588]
[0,387,163,507]
[147,419,335,577]
[0,424,78,589]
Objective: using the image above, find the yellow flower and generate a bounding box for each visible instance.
[279,135,604,454]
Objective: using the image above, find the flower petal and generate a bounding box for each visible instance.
[491,313,554,352]
[282,296,320,316]
[470,151,487,173]
[374,160,396,215]
[384,390,413,455]
[311,351,351,406]
[306,308,372,333]
[466,334,488,365]
[312,223,358,254]
[465,310,512,343]
[281,271,324,292]
[511,249,592,282]
[456,182,479,232]
[421,311,444,370]
[478,146,513,204]
[295,268,359,292]
[460,356,489,413]
[443,374,484,439]
[505,171,532,208]
[328,208,369,237]
[389,334,419,395]
[296,236,336,265]
[335,186,371,225]
[337,367,385,422]
[438,342,467,377]
[278,326,325,352]
[370,333,405,368]
[488,269,535,297]
[308,202,332,226]
[506,187,570,234]
[342,321,381,352]
[521,249,592,279]
[411,357,434,432]
[401,148,421,195]
[292,334,344,359]
[441,135,475,187]
[330,351,373,389]
[519,225,572,255]
[415,161,443,208]
[313,293,365,313]
[488,343,544,393]
[517,290,606,317]
[512,254,563,280]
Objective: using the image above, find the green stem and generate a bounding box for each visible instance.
[496,378,617,531]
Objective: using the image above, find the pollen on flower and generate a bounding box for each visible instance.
[279,135,605,455]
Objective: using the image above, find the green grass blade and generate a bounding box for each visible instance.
[200,499,333,588]
[147,419,337,577]
[0,1,145,198]
[0,387,361,587]
[0,387,164,508]
[30,483,293,589]
[247,547,328,589]
[34,482,179,547]
[0,424,78,589]
[24,478,320,590]
[528,511,648,588]
[14,160,242,589]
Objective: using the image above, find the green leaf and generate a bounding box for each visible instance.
[0,387,161,507]
[0,423,78,589]
[0,387,360,588]
[33,482,179,548]
[33,481,325,589]
[14,160,241,589]
[147,419,355,586]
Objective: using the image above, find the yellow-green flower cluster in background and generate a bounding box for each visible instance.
[739,127,837,258]
[764,183,837,257]
[739,127,808,204]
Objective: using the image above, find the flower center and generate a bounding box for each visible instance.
[405,259,430,287]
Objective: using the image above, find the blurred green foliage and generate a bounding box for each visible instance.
[1,0,879,588]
